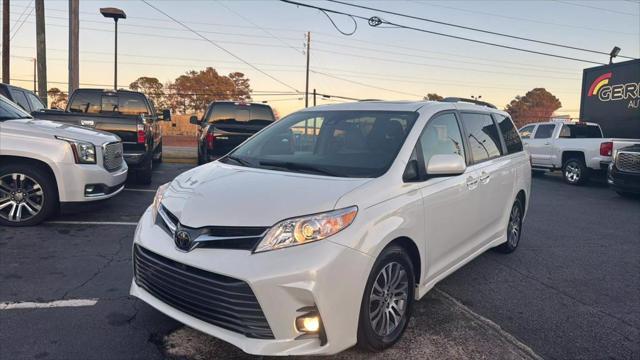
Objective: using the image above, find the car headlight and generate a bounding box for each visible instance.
[254,206,358,253]
[151,182,170,223]
[56,136,96,164]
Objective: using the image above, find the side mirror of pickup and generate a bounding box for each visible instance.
[161,109,172,121]
[189,115,200,125]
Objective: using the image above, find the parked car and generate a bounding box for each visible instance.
[608,144,640,198]
[0,83,47,113]
[34,89,170,184]
[519,120,637,185]
[191,101,275,164]
[131,98,531,355]
[0,95,127,226]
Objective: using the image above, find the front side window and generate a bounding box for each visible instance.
[495,114,523,154]
[460,113,503,163]
[223,110,418,178]
[26,92,45,111]
[419,113,465,166]
[0,95,32,120]
[534,124,555,139]
[10,90,31,112]
[519,125,535,139]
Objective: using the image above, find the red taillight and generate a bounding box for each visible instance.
[206,132,215,150]
[137,124,146,144]
[600,141,613,156]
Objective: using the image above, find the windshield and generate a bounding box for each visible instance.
[221,110,418,178]
[0,95,32,121]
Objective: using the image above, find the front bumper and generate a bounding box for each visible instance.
[608,166,640,194]
[56,162,128,202]
[130,208,373,356]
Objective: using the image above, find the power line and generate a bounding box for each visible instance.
[553,0,640,16]
[280,0,606,65]
[141,0,300,93]
[327,0,634,60]
[311,70,423,97]
[10,2,34,41]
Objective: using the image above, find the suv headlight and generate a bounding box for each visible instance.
[151,182,170,222]
[56,136,96,164]
[254,206,358,253]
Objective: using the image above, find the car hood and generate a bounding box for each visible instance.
[2,118,120,144]
[161,162,371,228]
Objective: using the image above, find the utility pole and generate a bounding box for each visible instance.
[2,0,9,83]
[313,88,316,106]
[305,31,310,108]
[35,0,47,105]
[32,58,36,92]
[68,0,79,94]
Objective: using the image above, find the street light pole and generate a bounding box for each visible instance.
[100,7,126,90]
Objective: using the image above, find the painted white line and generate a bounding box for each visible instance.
[0,298,98,310]
[434,288,544,360]
[45,221,137,226]
[124,188,157,193]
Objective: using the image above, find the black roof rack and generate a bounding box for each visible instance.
[441,97,497,109]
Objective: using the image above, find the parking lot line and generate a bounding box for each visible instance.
[45,221,138,226]
[0,299,98,310]
[124,188,157,193]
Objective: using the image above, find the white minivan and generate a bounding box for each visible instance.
[131,99,531,355]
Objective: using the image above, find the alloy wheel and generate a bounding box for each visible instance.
[369,261,409,337]
[565,163,581,183]
[0,173,45,223]
[508,204,521,247]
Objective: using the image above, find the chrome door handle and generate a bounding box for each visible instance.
[544,142,550,145]
[466,176,479,190]
[480,171,490,184]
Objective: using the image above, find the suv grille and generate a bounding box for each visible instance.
[103,142,124,172]
[616,152,640,173]
[134,245,274,339]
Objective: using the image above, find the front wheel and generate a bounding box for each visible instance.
[357,245,415,352]
[496,198,523,253]
[0,164,58,226]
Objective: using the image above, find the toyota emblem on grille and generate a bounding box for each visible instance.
[175,229,192,251]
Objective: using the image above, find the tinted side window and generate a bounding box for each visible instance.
[534,124,555,139]
[10,90,31,112]
[118,93,149,115]
[559,124,602,138]
[519,125,535,139]
[69,91,102,113]
[26,92,45,111]
[495,114,523,154]
[460,113,502,163]
[419,113,465,166]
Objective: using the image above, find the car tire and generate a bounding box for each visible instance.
[136,157,153,185]
[357,245,415,352]
[562,158,588,185]
[153,142,163,163]
[496,198,523,254]
[0,163,58,226]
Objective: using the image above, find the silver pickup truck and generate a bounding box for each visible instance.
[519,120,639,185]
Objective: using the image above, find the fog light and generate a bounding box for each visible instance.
[297,315,320,333]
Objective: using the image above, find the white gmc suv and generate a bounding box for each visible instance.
[131,98,531,355]
[0,95,128,226]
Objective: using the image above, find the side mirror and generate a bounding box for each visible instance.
[403,159,420,182]
[161,109,171,121]
[189,115,200,125]
[426,154,466,177]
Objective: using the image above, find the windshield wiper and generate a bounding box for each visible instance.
[258,160,339,177]
[224,155,253,167]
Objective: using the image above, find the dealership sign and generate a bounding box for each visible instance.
[587,72,639,109]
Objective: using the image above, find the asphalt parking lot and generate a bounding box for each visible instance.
[1,163,638,360]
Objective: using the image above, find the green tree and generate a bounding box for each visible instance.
[505,88,562,128]
[129,77,166,109]
[169,67,236,113]
[47,87,68,109]
[424,93,443,101]
[228,72,252,102]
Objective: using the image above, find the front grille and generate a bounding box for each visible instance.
[616,152,640,173]
[158,206,268,251]
[103,142,124,172]
[134,245,274,339]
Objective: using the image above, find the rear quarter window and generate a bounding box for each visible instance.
[494,114,523,154]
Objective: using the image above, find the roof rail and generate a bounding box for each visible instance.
[358,99,383,102]
[441,97,497,109]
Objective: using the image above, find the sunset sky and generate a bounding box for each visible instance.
[4,0,639,117]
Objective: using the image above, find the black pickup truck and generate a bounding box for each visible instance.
[34,89,170,184]
[190,101,275,164]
